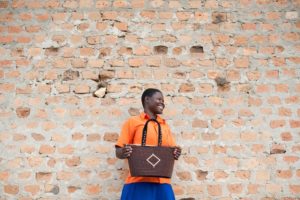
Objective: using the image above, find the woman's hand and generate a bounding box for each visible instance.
[173,146,182,160]
[116,145,133,159]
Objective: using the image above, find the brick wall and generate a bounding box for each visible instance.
[1,0,299,199]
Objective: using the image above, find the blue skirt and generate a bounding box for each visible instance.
[121,182,175,200]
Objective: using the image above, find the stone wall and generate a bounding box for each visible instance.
[0,0,299,199]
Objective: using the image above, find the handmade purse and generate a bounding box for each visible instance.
[127,119,175,178]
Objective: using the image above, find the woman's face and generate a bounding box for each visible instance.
[146,92,165,114]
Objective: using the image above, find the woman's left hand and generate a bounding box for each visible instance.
[173,146,182,160]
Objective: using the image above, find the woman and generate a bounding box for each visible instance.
[115,88,181,200]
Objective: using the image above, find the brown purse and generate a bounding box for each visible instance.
[127,119,175,178]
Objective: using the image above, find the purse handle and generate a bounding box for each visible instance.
[141,119,162,146]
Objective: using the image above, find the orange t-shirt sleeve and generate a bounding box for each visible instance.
[115,118,133,147]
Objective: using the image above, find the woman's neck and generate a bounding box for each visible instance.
[144,109,156,119]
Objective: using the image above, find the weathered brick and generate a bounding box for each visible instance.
[45,184,60,194]
[4,185,19,194]
[179,83,195,93]
[228,184,243,194]
[58,145,74,154]
[0,1,299,199]
[214,170,228,180]
[65,156,80,167]
[24,185,40,195]
[176,171,192,181]
[85,184,101,195]
[207,184,222,196]
[36,172,52,182]
[39,145,55,154]
[57,171,72,180]
[192,119,208,128]
[0,171,9,181]
[289,185,300,194]
[16,107,30,118]
[128,58,144,67]
[74,85,90,94]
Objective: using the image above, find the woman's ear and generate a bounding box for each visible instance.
[144,96,150,106]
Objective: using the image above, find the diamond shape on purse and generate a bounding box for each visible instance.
[146,153,161,168]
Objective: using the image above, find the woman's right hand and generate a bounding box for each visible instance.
[116,145,133,159]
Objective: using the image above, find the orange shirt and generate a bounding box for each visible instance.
[116,112,176,184]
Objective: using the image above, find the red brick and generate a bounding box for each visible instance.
[272,57,286,66]
[57,171,72,180]
[281,132,292,141]
[192,119,208,128]
[35,13,49,21]
[24,185,40,195]
[277,170,292,179]
[176,11,191,21]
[103,132,119,142]
[207,184,222,196]
[4,185,19,194]
[57,145,74,154]
[251,35,268,44]
[228,184,243,194]
[52,12,67,22]
[36,172,52,181]
[85,184,101,195]
[275,84,289,92]
[179,83,195,93]
[128,58,144,67]
[176,171,192,180]
[16,107,30,118]
[131,0,144,8]
[0,60,13,67]
[181,157,197,167]
[18,171,31,180]
[211,119,224,129]
[289,185,300,194]
[8,26,22,33]
[241,131,256,142]
[234,57,249,68]
[235,170,251,179]
[290,120,300,128]
[74,85,90,94]
[0,36,14,43]
[79,0,93,7]
[0,1,9,8]
[271,144,286,154]
[283,32,299,41]
[284,156,299,163]
[256,84,270,93]
[63,0,78,8]
[113,0,128,8]
[242,23,256,30]
[256,170,270,182]
[39,145,55,154]
[213,145,226,154]
[270,120,286,128]
[265,70,279,79]
[0,13,13,22]
[79,48,95,57]
[140,10,156,19]
[214,171,228,179]
[66,156,81,167]
[266,184,281,194]
[102,11,117,20]
[0,171,9,181]
[223,157,238,166]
